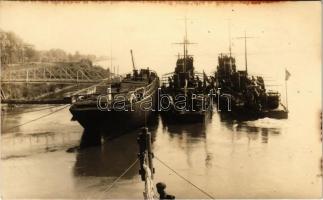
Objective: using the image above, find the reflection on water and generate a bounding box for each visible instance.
[219,112,283,144]
[1,103,322,198]
[75,115,159,179]
[161,118,207,138]
[74,134,140,179]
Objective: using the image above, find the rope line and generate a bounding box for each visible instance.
[155,156,215,199]
[94,158,139,199]
[2,105,62,116]
[3,104,70,132]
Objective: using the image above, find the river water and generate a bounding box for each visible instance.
[1,88,322,198]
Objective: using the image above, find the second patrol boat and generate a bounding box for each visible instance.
[160,19,213,123]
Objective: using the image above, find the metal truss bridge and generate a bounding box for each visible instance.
[1,62,111,84]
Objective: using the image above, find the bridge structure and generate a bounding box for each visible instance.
[1,62,112,84]
[0,62,120,104]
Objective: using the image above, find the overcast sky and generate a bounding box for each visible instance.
[0,1,321,100]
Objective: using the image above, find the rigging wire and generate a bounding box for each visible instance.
[3,104,70,132]
[92,158,139,199]
[155,156,215,199]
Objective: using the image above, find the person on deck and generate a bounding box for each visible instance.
[156,182,175,200]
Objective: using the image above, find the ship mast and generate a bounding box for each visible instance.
[110,48,113,74]
[108,45,115,79]
[227,19,234,70]
[130,49,136,70]
[228,20,232,58]
[173,17,195,72]
[185,17,189,61]
[244,31,248,73]
[184,17,187,72]
[235,31,255,74]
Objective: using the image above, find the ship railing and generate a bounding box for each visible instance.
[267,90,281,97]
[194,71,213,82]
[116,75,158,103]
[147,77,158,91]
[72,72,159,104]
[161,72,175,87]
[107,74,158,102]
[161,71,210,87]
[125,69,158,82]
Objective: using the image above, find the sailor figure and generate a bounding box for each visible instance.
[156,182,175,200]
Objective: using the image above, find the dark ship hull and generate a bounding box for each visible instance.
[70,69,159,136]
[70,95,158,133]
[218,99,288,121]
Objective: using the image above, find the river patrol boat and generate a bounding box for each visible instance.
[160,21,213,123]
[70,50,159,142]
[215,33,288,120]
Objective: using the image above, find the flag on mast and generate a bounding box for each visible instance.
[285,69,291,81]
[284,68,290,111]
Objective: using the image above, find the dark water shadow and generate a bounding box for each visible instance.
[160,114,210,139]
[159,113,214,168]
[73,114,159,178]
[159,109,214,136]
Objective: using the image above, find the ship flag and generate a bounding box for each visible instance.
[285,69,291,81]
[284,68,290,111]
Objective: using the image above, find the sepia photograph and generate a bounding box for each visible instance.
[0,1,322,199]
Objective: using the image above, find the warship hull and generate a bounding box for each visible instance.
[70,94,158,134]
[218,95,288,120]
[70,69,159,137]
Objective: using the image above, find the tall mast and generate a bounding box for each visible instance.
[235,31,255,74]
[228,20,232,57]
[185,16,189,57]
[184,16,188,72]
[130,49,136,70]
[110,48,113,73]
[183,35,186,72]
[244,31,248,73]
[173,17,195,72]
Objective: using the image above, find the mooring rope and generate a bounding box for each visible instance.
[3,104,70,132]
[92,158,139,199]
[155,156,215,199]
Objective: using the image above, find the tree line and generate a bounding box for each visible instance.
[0,29,104,65]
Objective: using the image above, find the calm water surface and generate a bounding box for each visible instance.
[1,91,322,199]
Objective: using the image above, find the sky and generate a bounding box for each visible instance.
[0,1,321,101]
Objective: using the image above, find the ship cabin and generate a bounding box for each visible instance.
[217,54,237,79]
[172,56,195,89]
[73,68,158,107]
[163,56,205,94]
